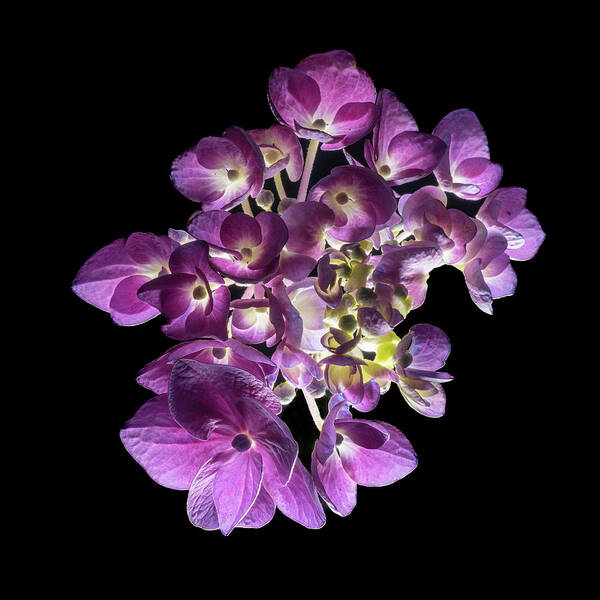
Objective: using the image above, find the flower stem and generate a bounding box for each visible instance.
[297,139,320,202]
[303,389,323,430]
[274,172,287,201]
[241,197,253,216]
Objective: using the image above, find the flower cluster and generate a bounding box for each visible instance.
[73,50,544,534]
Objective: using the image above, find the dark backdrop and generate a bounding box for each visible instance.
[58,23,562,571]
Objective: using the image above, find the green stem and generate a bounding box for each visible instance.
[303,389,323,430]
[241,197,253,216]
[274,172,286,201]
[297,139,319,202]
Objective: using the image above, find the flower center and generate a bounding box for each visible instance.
[378,164,391,177]
[335,192,349,205]
[231,433,252,452]
[212,347,226,359]
[240,247,253,261]
[264,150,280,165]
[227,169,241,182]
[193,286,207,300]
[399,351,412,368]
[335,433,344,446]
[312,118,327,130]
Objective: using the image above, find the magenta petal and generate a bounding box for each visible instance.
[169,362,282,442]
[279,250,317,282]
[195,135,245,169]
[187,210,230,248]
[223,126,265,198]
[339,421,417,487]
[335,418,389,450]
[323,101,379,150]
[120,394,230,490]
[281,201,335,259]
[220,213,262,249]
[311,448,357,517]
[250,124,304,182]
[72,238,141,312]
[125,232,176,265]
[137,273,195,319]
[297,50,376,123]
[262,459,326,529]
[213,449,263,535]
[168,360,243,440]
[433,108,502,200]
[109,274,158,325]
[185,285,230,340]
[268,67,321,131]
[453,157,503,199]
[249,212,288,270]
[372,89,419,158]
[386,131,446,184]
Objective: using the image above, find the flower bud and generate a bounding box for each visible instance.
[305,377,327,398]
[274,381,296,405]
[339,314,358,333]
[256,189,274,211]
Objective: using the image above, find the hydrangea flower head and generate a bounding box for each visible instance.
[74,49,544,534]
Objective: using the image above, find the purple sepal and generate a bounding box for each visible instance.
[433,109,503,199]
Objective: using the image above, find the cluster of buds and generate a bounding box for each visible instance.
[73,50,544,535]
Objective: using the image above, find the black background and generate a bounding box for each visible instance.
[56,16,565,575]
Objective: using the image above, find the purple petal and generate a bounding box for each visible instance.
[315,394,347,465]
[268,67,321,131]
[263,459,326,529]
[372,89,418,159]
[237,486,276,529]
[311,448,357,517]
[213,449,263,535]
[109,274,158,325]
[220,212,262,249]
[339,421,417,486]
[186,449,234,531]
[120,394,230,490]
[281,201,335,260]
[335,418,389,450]
[249,212,288,270]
